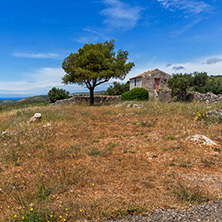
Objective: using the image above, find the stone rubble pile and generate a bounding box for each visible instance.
[51,95,121,105]
[191,92,222,103]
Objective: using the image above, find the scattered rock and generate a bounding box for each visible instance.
[29,113,42,123]
[115,103,123,108]
[187,135,217,146]
[127,104,144,108]
[126,104,131,108]
[43,123,51,128]
[132,104,144,108]
[207,109,222,118]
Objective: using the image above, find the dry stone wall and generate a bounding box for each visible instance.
[51,95,121,105]
[189,92,222,103]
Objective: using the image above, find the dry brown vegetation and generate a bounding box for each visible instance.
[0,101,222,221]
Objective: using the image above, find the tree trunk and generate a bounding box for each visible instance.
[90,87,94,106]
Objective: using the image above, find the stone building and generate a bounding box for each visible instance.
[129,68,171,98]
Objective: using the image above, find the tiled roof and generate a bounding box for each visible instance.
[129,68,170,80]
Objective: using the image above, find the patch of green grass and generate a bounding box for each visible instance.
[172,180,210,204]
[37,175,53,201]
[167,135,175,140]
[86,147,101,156]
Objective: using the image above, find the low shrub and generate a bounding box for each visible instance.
[121,88,149,101]
[48,87,70,103]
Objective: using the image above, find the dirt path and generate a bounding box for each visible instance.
[105,201,222,222]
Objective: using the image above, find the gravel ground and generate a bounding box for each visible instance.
[104,201,222,222]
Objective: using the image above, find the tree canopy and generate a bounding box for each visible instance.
[168,73,193,100]
[62,40,134,105]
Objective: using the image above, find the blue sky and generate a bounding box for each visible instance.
[0,0,222,97]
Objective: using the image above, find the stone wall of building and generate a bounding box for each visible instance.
[142,70,171,93]
[189,92,222,103]
[51,95,121,105]
[157,90,172,102]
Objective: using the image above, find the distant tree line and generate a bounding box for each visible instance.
[105,81,129,95]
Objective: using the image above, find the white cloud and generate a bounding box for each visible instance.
[12,52,60,59]
[0,68,85,96]
[101,0,143,30]
[157,0,211,14]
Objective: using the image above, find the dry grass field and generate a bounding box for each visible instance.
[0,101,222,221]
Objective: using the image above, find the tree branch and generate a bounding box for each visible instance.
[95,78,110,87]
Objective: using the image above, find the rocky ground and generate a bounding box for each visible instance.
[105,201,222,222]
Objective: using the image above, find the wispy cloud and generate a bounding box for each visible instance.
[100,0,143,30]
[12,52,60,59]
[202,57,222,65]
[75,0,143,43]
[76,27,109,44]
[170,18,203,37]
[157,0,211,15]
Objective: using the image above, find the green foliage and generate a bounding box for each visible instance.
[168,73,193,100]
[106,81,129,95]
[167,135,175,140]
[207,76,222,95]
[169,72,222,100]
[48,87,70,103]
[62,40,134,105]
[121,88,148,101]
[192,72,209,93]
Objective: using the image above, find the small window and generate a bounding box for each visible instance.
[134,79,136,86]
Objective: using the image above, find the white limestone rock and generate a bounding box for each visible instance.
[187,135,217,146]
[29,113,42,123]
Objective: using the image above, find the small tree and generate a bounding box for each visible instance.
[106,81,129,95]
[62,40,134,105]
[48,87,70,103]
[168,73,193,101]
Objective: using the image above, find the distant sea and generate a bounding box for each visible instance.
[0,97,24,101]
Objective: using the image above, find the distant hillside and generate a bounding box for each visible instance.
[17,95,49,103]
[0,95,49,105]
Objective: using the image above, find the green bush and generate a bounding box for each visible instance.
[121,88,148,101]
[48,87,70,103]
